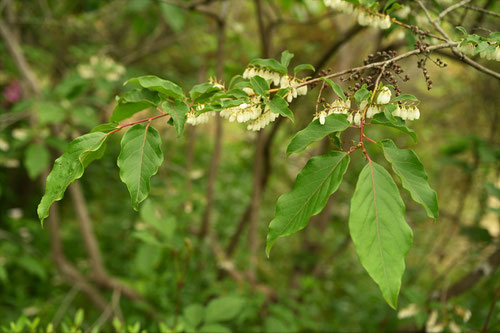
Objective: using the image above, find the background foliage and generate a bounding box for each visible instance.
[0,0,499,332]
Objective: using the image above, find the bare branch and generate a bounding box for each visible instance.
[438,0,472,20]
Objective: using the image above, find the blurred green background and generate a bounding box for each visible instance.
[0,0,499,332]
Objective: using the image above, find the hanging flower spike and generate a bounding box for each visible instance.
[376,86,392,104]
[366,104,381,118]
[458,43,476,57]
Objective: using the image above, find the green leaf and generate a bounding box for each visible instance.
[391,94,418,103]
[124,75,184,99]
[205,296,245,323]
[320,78,346,101]
[294,64,315,74]
[24,144,50,179]
[382,103,397,122]
[348,162,413,309]
[117,124,164,210]
[110,102,152,123]
[281,50,294,68]
[250,76,270,96]
[183,304,205,328]
[249,58,287,74]
[354,86,370,104]
[456,26,468,36]
[287,114,350,155]
[371,113,417,143]
[265,95,294,122]
[266,151,350,255]
[91,123,118,133]
[37,132,108,225]
[189,83,221,101]
[383,0,398,12]
[161,100,188,137]
[381,139,439,219]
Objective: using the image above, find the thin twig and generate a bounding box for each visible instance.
[438,0,472,20]
[482,279,500,333]
[464,4,500,18]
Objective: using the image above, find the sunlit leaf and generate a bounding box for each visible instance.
[38,132,108,225]
[381,139,439,219]
[349,162,413,309]
[117,124,163,210]
[266,151,350,255]
[286,114,350,155]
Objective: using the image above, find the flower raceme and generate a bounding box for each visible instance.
[324,0,392,30]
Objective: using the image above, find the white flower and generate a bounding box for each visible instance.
[247,109,279,131]
[7,208,23,219]
[378,15,392,29]
[397,304,419,319]
[297,84,308,96]
[366,105,381,118]
[316,111,328,125]
[458,43,476,57]
[0,139,9,152]
[12,128,28,141]
[359,100,368,111]
[376,86,392,104]
[393,105,401,117]
[353,112,361,126]
[448,322,461,333]
[347,113,353,124]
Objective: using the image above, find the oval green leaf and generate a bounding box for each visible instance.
[286,114,350,155]
[38,132,108,225]
[381,139,439,219]
[349,162,413,309]
[117,124,164,210]
[266,151,350,255]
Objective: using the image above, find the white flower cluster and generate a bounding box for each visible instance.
[458,43,500,61]
[357,10,392,29]
[77,56,125,81]
[324,0,355,13]
[324,0,392,29]
[313,99,351,124]
[393,104,420,120]
[247,110,280,131]
[219,87,281,131]
[242,67,307,102]
[186,105,216,126]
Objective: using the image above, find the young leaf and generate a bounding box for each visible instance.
[371,113,417,143]
[265,95,294,122]
[124,75,184,99]
[320,78,346,101]
[161,100,188,137]
[381,139,439,219]
[117,124,164,210]
[354,86,371,104]
[391,94,419,103]
[266,151,350,255]
[286,114,350,155]
[250,76,270,96]
[24,143,50,179]
[280,50,294,68]
[37,132,108,225]
[456,26,468,36]
[249,58,287,74]
[349,162,413,309]
[189,83,221,101]
[294,64,315,74]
